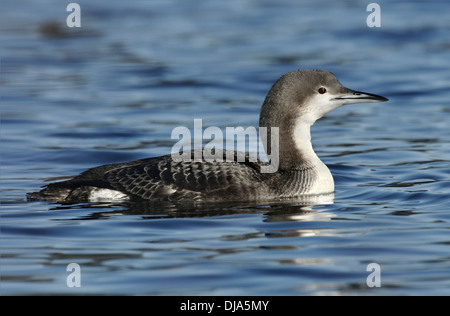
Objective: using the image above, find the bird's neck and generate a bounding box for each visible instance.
[277,118,323,171]
[278,118,334,194]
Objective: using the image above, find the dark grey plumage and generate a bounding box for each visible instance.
[27,150,318,202]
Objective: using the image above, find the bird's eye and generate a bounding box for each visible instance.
[318,87,327,94]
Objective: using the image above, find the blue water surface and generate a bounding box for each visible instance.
[1,0,450,295]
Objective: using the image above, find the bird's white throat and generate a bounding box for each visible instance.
[292,117,334,194]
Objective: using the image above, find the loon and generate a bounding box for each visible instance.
[27,70,388,203]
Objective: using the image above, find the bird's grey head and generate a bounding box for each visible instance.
[259,70,388,169]
[260,69,388,128]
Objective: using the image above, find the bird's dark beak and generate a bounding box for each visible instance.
[331,89,388,104]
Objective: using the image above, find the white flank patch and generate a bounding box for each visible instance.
[88,188,129,202]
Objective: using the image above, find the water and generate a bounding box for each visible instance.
[1,0,450,295]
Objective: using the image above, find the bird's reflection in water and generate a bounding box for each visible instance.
[50,193,336,225]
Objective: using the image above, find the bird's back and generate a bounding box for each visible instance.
[28,151,271,203]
